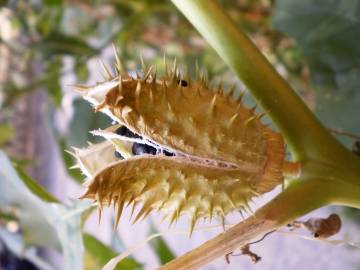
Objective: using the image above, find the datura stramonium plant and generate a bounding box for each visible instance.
[72,51,290,234]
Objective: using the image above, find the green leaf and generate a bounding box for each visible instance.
[32,32,97,56]
[273,0,360,94]
[315,90,360,147]
[67,98,112,147]
[75,60,90,82]
[149,226,175,265]
[43,0,63,6]
[0,124,15,147]
[59,138,84,184]
[46,58,63,106]
[0,209,17,221]
[0,150,91,269]
[2,59,63,107]
[13,165,60,203]
[83,233,142,270]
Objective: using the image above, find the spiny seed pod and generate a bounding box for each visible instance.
[73,50,286,234]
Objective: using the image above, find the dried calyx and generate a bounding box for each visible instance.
[72,50,286,234]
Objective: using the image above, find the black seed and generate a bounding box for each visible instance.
[352,140,360,156]
[132,142,157,155]
[163,149,175,156]
[114,151,124,159]
[115,126,141,139]
[177,79,188,87]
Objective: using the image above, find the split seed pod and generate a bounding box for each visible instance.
[73,52,285,234]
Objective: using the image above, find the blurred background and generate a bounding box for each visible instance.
[0,0,360,269]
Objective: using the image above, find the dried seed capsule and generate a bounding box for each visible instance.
[74,55,287,232]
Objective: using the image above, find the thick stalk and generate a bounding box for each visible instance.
[170,0,350,163]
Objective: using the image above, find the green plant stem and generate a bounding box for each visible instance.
[170,0,351,164]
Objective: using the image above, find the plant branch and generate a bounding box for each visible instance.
[170,0,349,162]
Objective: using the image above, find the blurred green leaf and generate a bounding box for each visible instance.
[0,209,17,221]
[113,2,135,17]
[3,59,63,107]
[0,151,91,269]
[0,151,60,249]
[35,2,64,36]
[32,32,97,56]
[13,165,59,203]
[36,12,56,36]
[67,98,112,147]
[315,90,360,147]
[83,233,142,270]
[59,139,84,184]
[149,226,175,265]
[273,0,360,94]
[0,124,15,147]
[43,0,63,6]
[46,58,63,106]
[75,60,90,82]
